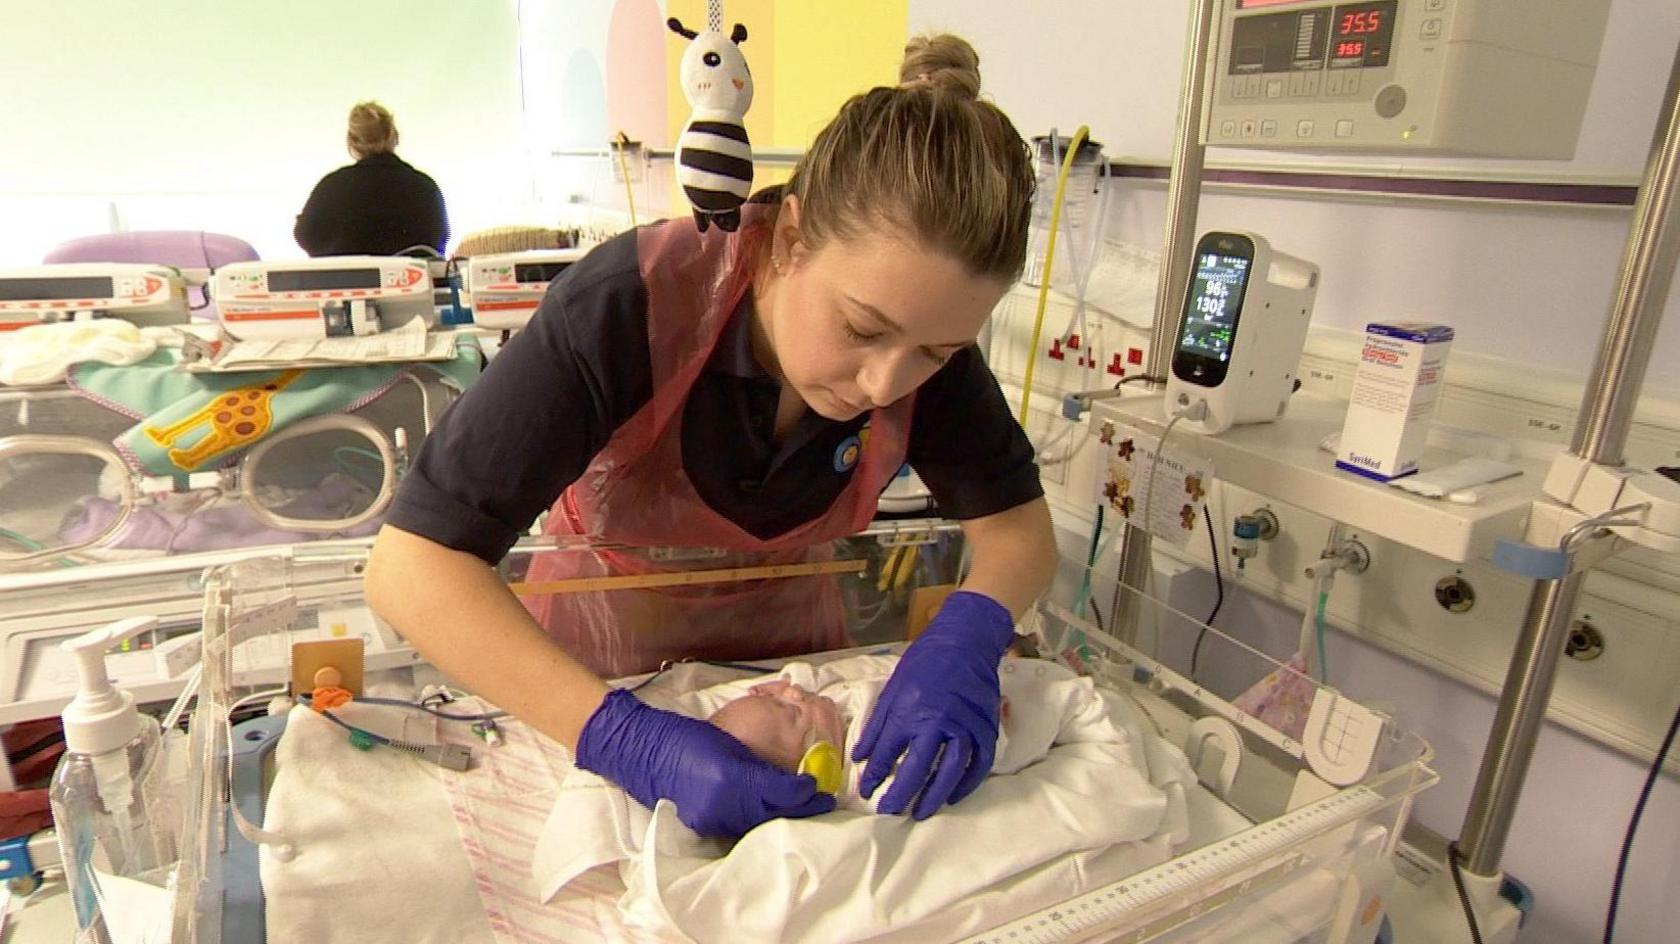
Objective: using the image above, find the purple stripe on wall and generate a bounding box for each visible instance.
[1108,162,1639,207]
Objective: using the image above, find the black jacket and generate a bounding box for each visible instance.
[294,152,449,256]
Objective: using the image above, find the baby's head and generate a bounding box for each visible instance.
[709,678,848,773]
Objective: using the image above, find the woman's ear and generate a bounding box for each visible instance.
[775,194,807,270]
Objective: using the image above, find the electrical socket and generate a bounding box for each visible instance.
[989,286,1151,402]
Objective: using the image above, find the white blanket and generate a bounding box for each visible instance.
[0,319,156,386]
[534,655,1197,944]
[260,703,498,944]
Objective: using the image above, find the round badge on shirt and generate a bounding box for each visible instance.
[833,436,861,473]
[833,422,871,473]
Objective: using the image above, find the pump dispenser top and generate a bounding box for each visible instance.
[61,616,155,756]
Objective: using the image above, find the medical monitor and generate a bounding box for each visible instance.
[1205,0,1612,157]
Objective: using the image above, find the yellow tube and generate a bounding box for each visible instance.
[614,132,639,228]
[1017,126,1091,427]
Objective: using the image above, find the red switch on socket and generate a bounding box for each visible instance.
[1066,333,1081,350]
[1048,339,1065,360]
[1107,353,1125,376]
[1127,347,1144,366]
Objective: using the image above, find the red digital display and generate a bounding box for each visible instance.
[1338,9,1383,35]
[1336,40,1365,57]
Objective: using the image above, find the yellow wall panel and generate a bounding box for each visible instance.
[772,1,908,148]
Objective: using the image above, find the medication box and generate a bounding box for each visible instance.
[1336,322,1454,481]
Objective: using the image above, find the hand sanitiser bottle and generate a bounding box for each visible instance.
[49,617,177,943]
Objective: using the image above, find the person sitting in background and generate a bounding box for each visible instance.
[294,101,449,257]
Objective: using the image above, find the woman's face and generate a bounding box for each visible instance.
[759,199,1008,421]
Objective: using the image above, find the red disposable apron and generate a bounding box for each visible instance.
[520,207,914,678]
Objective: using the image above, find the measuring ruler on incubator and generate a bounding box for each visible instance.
[508,558,867,596]
[959,787,1386,944]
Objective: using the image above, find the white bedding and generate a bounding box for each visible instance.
[259,657,1220,944]
[534,655,1200,944]
[260,703,497,944]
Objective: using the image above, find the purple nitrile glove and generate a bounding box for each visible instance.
[575,688,835,838]
[852,590,1014,819]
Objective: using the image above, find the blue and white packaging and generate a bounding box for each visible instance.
[1336,322,1454,481]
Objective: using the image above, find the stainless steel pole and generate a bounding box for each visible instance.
[1114,0,1218,637]
[1148,0,1220,376]
[1570,44,1680,468]
[1457,572,1585,874]
[1458,40,1680,877]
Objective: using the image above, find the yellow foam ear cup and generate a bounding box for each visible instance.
[798,740,843,795]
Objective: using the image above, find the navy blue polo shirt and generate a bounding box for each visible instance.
[386,228,1042,564]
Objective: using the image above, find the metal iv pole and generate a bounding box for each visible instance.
[1457,38,1680,877]
[1114,0,1220,639]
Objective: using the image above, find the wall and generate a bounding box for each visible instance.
[910,0,1680,940]
[0,0,531,262]
[911,0,1680,377]
[525,0,908,221]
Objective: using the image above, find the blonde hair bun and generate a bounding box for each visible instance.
[899,34,982,100]
[347,101,398,158]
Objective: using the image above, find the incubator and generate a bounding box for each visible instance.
[0,352,466,571]
[0,414,396,568]
[30,532,1431,944]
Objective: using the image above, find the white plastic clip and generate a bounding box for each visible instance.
[1186,716,1243,794]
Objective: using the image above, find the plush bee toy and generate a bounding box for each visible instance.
[668,5,753,233]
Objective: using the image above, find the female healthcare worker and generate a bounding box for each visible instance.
[364,35,1056,838]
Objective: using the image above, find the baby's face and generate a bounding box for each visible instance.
[709,679,847,773]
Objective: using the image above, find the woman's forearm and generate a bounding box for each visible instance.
[363,525,609,749]
[956,496,1057,620]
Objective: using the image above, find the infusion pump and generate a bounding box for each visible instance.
[463,248,584,331]
[0,264,188,330]
[1204,0,1612,158]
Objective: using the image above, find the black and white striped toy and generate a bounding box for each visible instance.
[668,14,754,233]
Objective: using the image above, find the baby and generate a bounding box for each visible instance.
[708,678,850,773]
[706,661,1020,811]
[536,653,1196,925]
